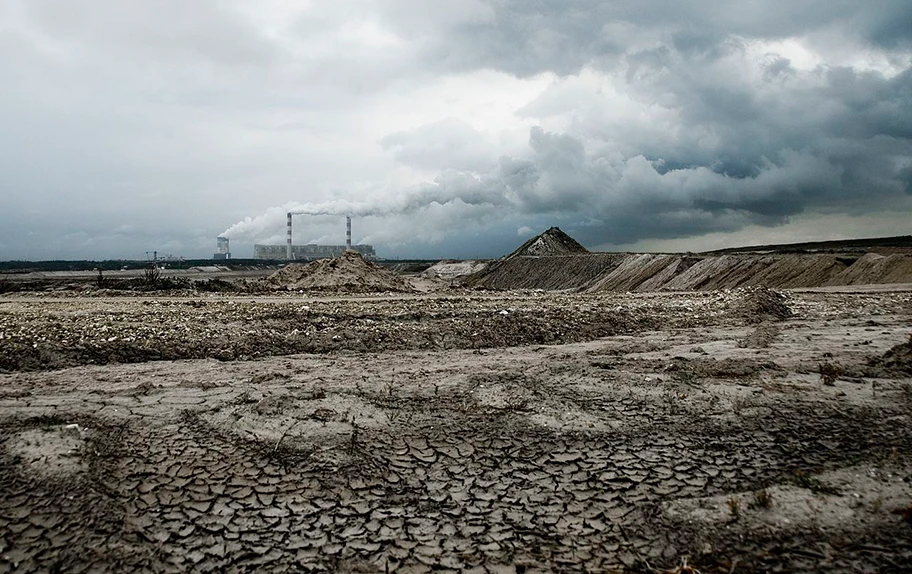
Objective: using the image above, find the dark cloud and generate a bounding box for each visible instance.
[402,48,911,246]
[406,0,912,78]
[1,0,910,259]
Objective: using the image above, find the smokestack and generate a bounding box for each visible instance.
[346,216,352,250]
[286,212,293,260]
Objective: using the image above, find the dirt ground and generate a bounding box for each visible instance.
[1,287,912,572]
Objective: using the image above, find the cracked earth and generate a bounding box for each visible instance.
[1,289,911,572]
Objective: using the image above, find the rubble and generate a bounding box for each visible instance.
[264,251,415,293]
[868,334,912,376]
[732,286,794,323]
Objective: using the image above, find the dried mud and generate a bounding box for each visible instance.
[1,288,912,572]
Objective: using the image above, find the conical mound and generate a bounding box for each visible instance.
[265,250,414,293]
[507,227,588,259]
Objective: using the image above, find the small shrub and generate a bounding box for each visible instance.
[143,264,161,286]
[750,489,773,509]
[726,497,741,518]
[818,362,841,386]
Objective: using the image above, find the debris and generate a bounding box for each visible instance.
[867,334,912,377]
[265,251,415,293]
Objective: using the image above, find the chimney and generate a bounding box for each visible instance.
[286,212,293,260]
[346,216,352,250]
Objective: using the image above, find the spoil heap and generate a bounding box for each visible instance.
[265,251,414,293]
[827,253,912,286]
[469,228,912,292]
[507,227,588,258]
[464,227,609,290]
[731,286,794,324]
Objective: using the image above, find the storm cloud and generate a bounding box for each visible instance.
[1,0,910,259]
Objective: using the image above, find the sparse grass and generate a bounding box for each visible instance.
[662,389,689,415]
[348,419,360,454]
[455,395,474,414]
[231,390,256,406]
[504,396,530,412]
[726,497,741,519]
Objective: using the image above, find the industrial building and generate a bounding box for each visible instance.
[213,237,231,260]
[251,214,376,260]
[254,243,376,260]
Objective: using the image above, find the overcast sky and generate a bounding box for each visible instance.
[2,1,911,260]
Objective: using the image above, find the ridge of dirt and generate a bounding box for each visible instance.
[467,251,912,292]
[585,254,699,293]
[265,251,415,293]
[464,253,625,290]
[828,252,912,286]
[506,227,588,259]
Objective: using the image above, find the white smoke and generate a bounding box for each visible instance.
[220,176,510,241]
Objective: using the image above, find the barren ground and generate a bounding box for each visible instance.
[1,287,911,572]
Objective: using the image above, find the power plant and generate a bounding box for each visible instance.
[251,214,375,261]
[213,237,231,260]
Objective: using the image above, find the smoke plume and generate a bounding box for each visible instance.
[220,177,509,241]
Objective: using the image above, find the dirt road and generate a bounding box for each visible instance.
[1,289,911,572]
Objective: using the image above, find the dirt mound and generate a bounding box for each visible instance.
[829,253,912,286]
[868,335,912,376]
[265,251,414,293]
[507,227,588,258]
[471,250,912,293]
[465,253,624,291]
[732,287,794,324]
[661,254,849,290]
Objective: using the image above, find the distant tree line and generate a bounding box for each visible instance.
[0,259,273,273]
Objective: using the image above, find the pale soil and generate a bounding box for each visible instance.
[0,289,911,572]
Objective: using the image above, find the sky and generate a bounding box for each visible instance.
[1,0,911,260]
